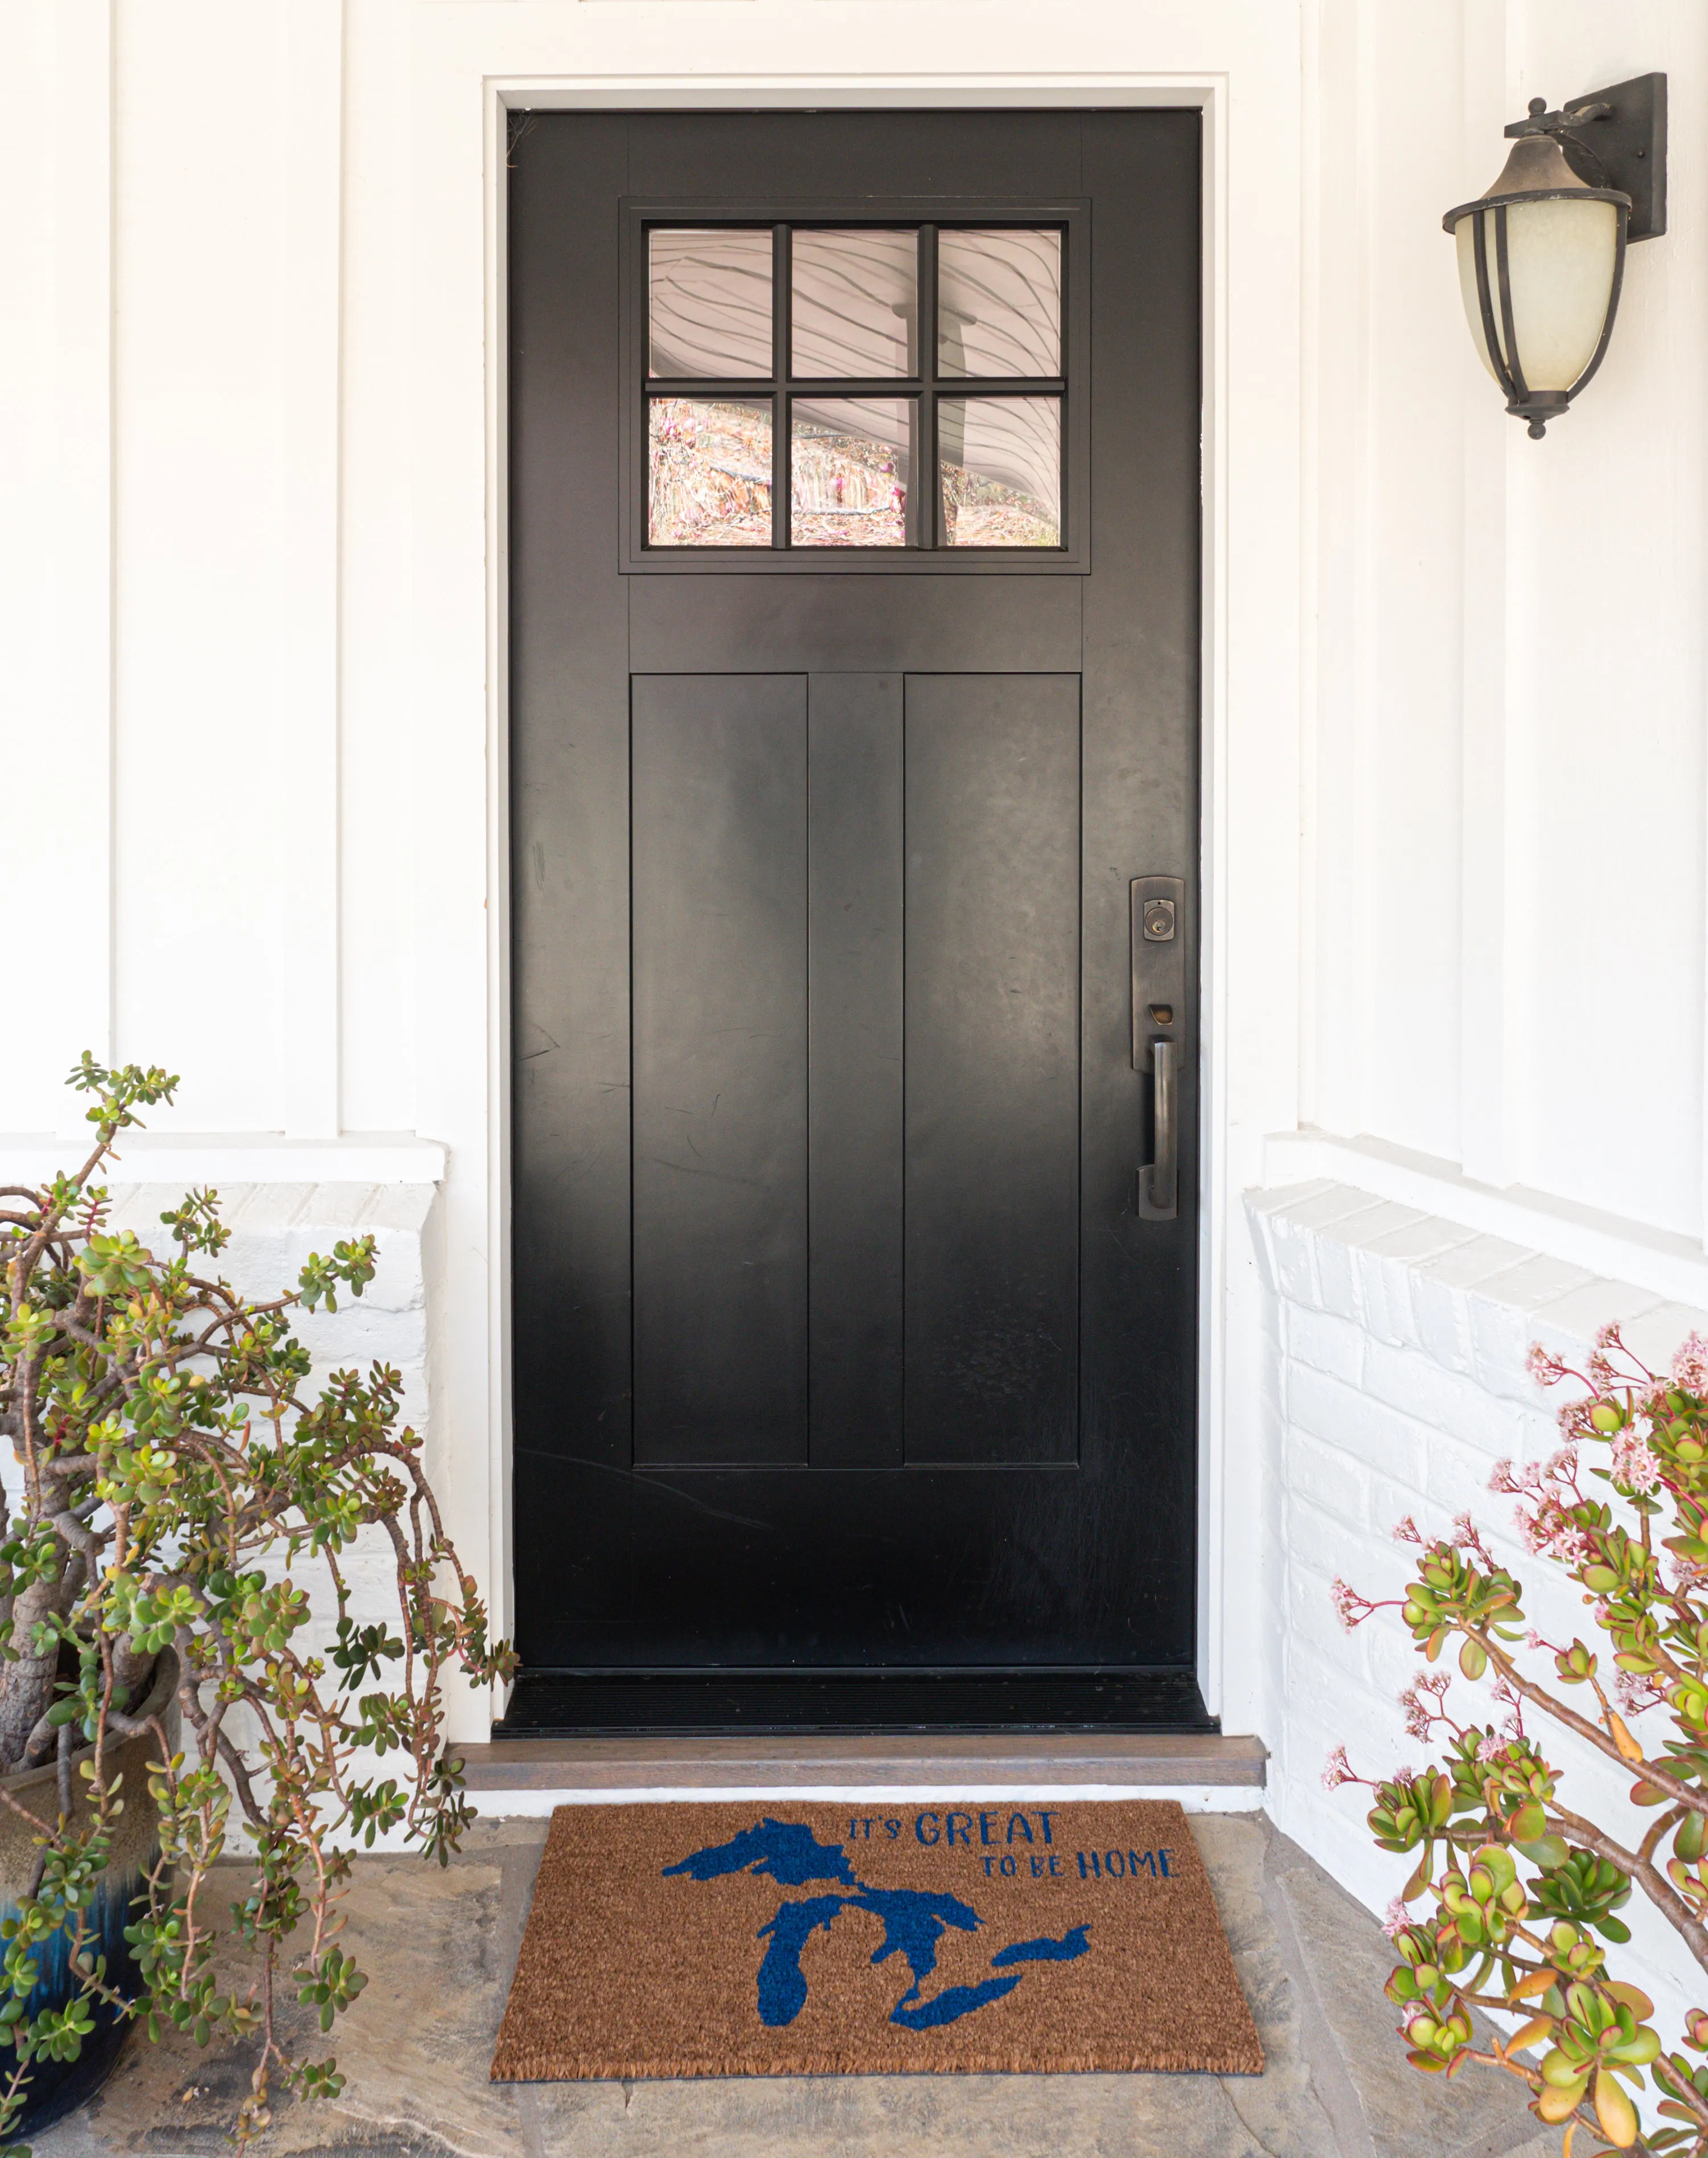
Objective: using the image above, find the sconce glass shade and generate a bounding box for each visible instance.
[1444,132,1629,436]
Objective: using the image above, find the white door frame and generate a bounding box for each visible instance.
[400,3,1304,1741]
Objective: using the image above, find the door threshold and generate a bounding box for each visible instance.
[459,1728,1265,1794]
[493,1668,1216,1738]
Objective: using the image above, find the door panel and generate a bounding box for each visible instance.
[806,675,906,1470]
[631,675,809,1467]
[629,574,1084,674]
[626,107,1088,201]
[508,113,633,1484]
[902,675,1081,1465]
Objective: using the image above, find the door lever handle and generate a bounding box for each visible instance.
[1131,873,1185,1224]
[1138,1038,1178,1221]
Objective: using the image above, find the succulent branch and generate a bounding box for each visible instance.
[0,1057,516,2149]
[1328,1326,1708,2152]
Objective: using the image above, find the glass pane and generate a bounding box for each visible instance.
[648,398,773,547]
[791,397,910,548]
[791,229,918,379]
[937,229,1062,380]
[939,396,1061,548]
[648,229,774,379]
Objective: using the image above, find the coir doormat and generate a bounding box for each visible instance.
[491,1799,1262,2080]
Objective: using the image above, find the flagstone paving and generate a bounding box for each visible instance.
[38,1811,1559,2158]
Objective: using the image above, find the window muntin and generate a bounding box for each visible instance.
[639,218,1071,558]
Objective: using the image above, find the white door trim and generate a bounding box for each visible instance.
[401,7,1302,1742]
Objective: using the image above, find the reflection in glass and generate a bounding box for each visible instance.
[791,399,910,547]
[648,229,774,379]
[791,229,918,380]
[938,396,1061,547]
[648,399,773,547]
[937,229,1062,379]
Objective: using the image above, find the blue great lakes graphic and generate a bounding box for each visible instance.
[662,1818,1091,2030]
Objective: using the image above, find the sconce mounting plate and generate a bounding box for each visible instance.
[1509,72,1667,241]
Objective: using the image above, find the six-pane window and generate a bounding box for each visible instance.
[643,223,1066,553]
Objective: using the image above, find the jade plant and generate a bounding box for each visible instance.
[1327,1324,1708,2153]
[0,1057,514,2149]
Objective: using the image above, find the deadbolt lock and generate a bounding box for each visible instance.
[1142,898,1177,942]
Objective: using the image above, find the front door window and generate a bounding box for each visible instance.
[638,213,1076,559]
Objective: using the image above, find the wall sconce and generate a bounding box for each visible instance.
[1443,73,1666,437]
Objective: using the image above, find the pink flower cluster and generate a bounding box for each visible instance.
[1613,1668,1661,1718]
[1609,1430,1664,1495]
[1398,1671,1452,1741]
[1526,1343,1570,1386]
[1518,1498,1594,1568]
[1331,1578,1375,1634]
[1489,1446,1608,1567]
[1676,1331,1708,1398]
[1321,1746,1354,1791]
[1490,1450,1578,1499]
[1586,1321,1636,1396]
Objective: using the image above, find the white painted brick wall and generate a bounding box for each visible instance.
[1249,1179,1708,2037]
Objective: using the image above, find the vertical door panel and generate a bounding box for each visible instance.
[1073,116,1202,1627]
[903,674,1081,1464]
[510,116,634,1478]
[631,676,810,1464]
[807,676,906,1466]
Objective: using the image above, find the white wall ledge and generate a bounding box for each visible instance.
[1264,1129,1708,1315]
[0,1133,447,1189]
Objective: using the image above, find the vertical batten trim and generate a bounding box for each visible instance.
[280,0,346,1139]
[51,0,116,1137]
[1301,0,1362,1144]
[1295,0,1321,1134]
[484,80,516,1693]
[1346,0,1379,1140]
[1197,71,1236,1732]
[1456,0,1514,1189]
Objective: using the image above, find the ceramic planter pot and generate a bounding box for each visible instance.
[0,1650,180,2139]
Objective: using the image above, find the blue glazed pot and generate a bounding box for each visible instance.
[0,1652,179,2141]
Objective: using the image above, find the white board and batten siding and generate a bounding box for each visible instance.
[4,1,1708,1947]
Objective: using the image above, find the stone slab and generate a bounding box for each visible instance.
[34,1814,1552,2158]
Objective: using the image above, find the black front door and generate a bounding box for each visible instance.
[507,110,1202,1730]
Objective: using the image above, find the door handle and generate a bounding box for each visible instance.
[1131,875,1184,1224]
[1139,1038,1177,1220]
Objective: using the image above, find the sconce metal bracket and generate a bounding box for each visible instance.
[1505,73,1667,241]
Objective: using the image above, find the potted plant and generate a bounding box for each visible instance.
[1328,1325,1708,2154]
[0,1057,514,2149]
